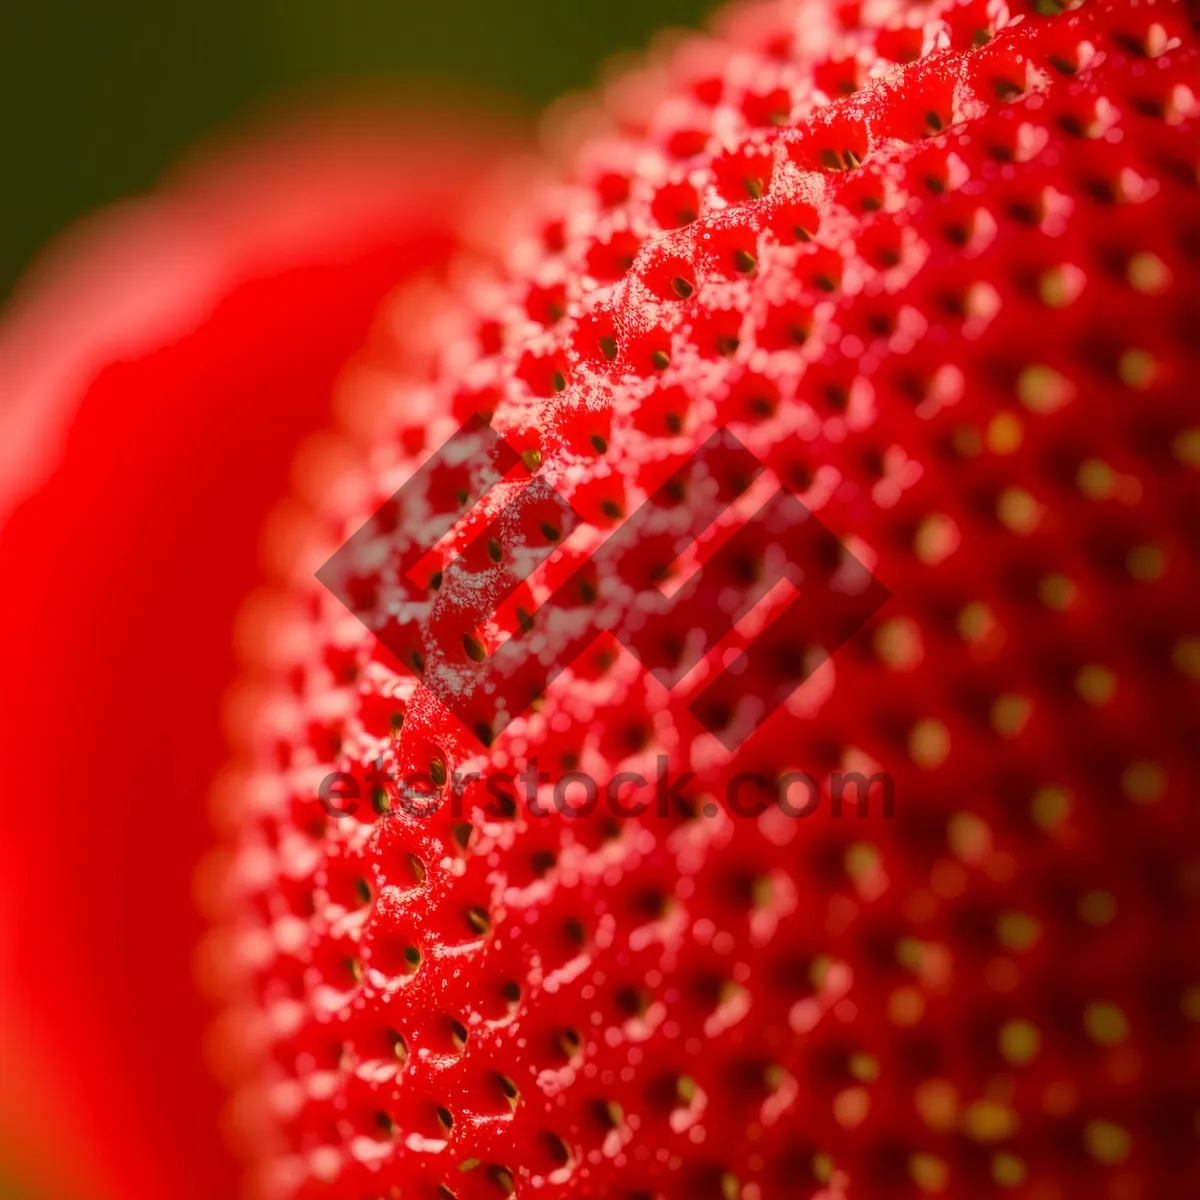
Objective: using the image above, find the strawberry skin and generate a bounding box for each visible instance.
[216,2,1200,1198]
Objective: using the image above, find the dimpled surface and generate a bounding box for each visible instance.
[213,1,1200,1196]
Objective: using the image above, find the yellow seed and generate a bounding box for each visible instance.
[1118,348,1155,389]
[909,1153,949,1193]
[1078,890,1116,926]
[833,1086,871,1129]
[1121,760,1165,804]
[998,1019,1041,1065]
[1172,428,1200,468]
[1017,364,1074,413]
[1076,664,1116,706]
[964,280,1000,319]
[1031,784,1072,831]
[1144,21,1171,56]
[1084,1001,1129,1045]
[964,1100,1019,1143]
[1038,573,1077,611]
[1038,263,1085,308]
[875,617,924,670]
[1077,458,1116,500]
[958,601,999,644]
[915,513,961,566]
[1084,1119,1131,1164]
[1126,543,1165,582]
[845,842,880,883]
[812,1152,834,1183]
[997,912,1041,952]
[809,955,835,989]
[987,412,1024,454]
[948,812,991,862]
[996,488,1042,534]
[910,718,951,769]
[1127,252,1171,294]
[850,1052,880,1082]
[915,1079,959,1132]
[1181,986,1200,1023]
[1171,637,1200,680]
[991,694,1033,738]
[991,1152,1027,1188]
[897,937,925,971]
[718,980,747,1009]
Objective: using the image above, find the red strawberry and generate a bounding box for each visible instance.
[0,110,516,1200]
[213,2,1200,1197]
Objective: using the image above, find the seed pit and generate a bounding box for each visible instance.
[390,1030,409,1063]
[488,1165,516,1195]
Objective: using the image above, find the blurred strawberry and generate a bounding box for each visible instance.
[0,107,518,1199]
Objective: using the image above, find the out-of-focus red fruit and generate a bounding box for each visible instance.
[0,108,518,1200]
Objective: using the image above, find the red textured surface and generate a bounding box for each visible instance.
[0,119,510,1199]
[215,0,1200,1196]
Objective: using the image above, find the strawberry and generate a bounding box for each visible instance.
[0,111,514,1200]
[214,1,1200,1197]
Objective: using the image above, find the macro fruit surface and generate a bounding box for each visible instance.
[209,1,1200,1197]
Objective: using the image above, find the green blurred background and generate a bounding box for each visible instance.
[0,0,713,306]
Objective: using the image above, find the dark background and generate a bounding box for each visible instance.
[0,0,712,306]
